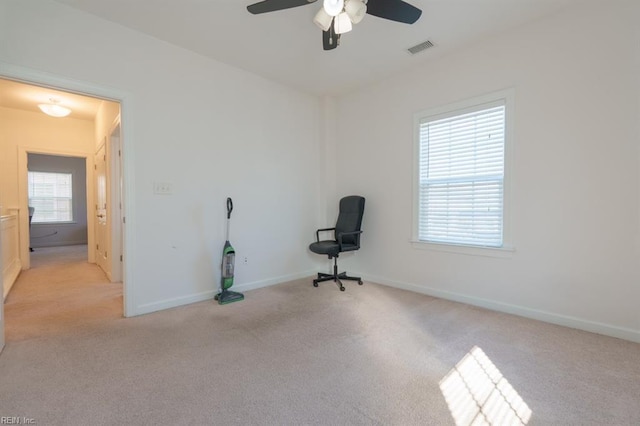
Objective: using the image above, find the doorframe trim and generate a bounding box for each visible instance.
[108,116,123,283]
[1,60,137,317]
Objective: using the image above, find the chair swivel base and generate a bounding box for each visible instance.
[313,272,363,292]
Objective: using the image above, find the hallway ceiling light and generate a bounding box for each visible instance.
[38,98,72,118]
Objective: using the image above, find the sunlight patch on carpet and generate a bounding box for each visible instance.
[439,346,532,425]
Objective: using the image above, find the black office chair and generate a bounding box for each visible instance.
[309,195,365,291]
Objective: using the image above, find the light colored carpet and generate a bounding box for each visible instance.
[4,244,123,342]
[29,244,90,269]
[1,260,640,425]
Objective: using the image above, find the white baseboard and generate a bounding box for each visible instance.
[133,270,316,316]
[136,290,217,316]
[233,270,316,293]
[356,272,640,344]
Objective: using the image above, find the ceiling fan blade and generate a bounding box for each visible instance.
[247,0,317,14]
[322,20,340,51]
[365,0,422,24]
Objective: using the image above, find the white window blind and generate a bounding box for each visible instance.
[418,101,505,247]
[28,171,73,223]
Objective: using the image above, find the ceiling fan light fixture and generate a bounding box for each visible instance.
[323,0,344,17]
[313,8,333,31]
[334,11,352,34]
[345,0,366,24]
[38,98,71,118]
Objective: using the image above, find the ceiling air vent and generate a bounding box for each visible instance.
[407,40,434,55]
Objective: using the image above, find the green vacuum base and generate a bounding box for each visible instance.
[215,290,244,305]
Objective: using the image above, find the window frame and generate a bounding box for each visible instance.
[28,170,76,224]
[412,89,515,257]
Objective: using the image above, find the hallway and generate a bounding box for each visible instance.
[4,245,122,342]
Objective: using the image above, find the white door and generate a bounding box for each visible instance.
[95,144,108,274]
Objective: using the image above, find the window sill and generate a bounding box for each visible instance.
[410,240,515,258]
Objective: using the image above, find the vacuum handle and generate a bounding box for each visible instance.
[226,197,233,219]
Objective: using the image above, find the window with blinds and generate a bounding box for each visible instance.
[28,171,74,223]
[417,99,507,248]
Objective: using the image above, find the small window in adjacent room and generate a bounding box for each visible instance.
[28,171,74,223]
[413,90,513,252]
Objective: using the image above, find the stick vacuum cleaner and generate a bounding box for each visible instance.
[214,197,244,305]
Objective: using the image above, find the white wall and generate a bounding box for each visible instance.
[334,1,640,340]
[94,101,121,151]
[0,0,323,314]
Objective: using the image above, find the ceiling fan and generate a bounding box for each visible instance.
[246,0,422,51]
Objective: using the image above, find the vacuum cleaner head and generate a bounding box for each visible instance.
[215,289,245,305]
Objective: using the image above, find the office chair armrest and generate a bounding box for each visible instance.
[316,227,336,242]
[337,230,363,251]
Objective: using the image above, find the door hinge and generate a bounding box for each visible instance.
[118,150,121,157]
[120,255,123,262]
[96,244,99,250]
[104,154,106,161]
[123,217,126,224]
[94,164,97,170]
[105,252,108,259]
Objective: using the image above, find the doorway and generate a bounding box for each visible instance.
[27,153,89,255]
[0,74,130,345]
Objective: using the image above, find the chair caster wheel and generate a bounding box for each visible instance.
[313,282,318,287]
[340,286,345,291]
[358,280,363,285]
[214,295,219,300]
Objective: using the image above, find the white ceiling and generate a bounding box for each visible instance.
[50,0,582,96]
[0,78,104,121]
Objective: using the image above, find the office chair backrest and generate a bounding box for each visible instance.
[335,196,365,246]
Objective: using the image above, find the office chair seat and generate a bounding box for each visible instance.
[309,240,360,257]
[309,240,341,258]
